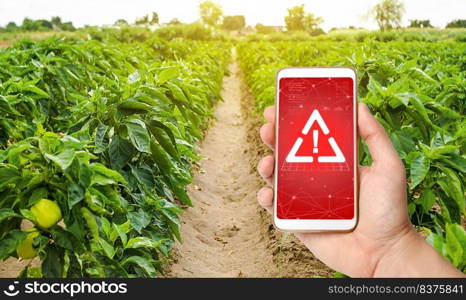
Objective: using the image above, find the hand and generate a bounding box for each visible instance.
[257,103,463,277]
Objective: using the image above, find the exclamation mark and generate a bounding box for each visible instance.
[313,130,319,153]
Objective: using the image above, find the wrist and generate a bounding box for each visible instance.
[372,227,420,277]
[373,227,464,277]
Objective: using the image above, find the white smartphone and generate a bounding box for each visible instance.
[274,67,358,232]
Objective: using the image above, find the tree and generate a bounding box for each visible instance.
[5,22,18,32]
[255,23,275,34]
[60,21,75,31]
[135,15,149,25]
[51,16,62,26]
[446,19,466,28]
[37,19,53,29]
[372,0,404,31]
[284,4,322,32]
[114,19,129,27]
[222,15,245,31]
[199,1,223,27]
[168,18,182,25]
[150,12,159,25]
[409,19,432,28]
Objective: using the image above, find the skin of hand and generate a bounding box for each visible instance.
[257,103,464,278]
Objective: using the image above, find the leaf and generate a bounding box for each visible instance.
[157,67,179,84]
[113,223,128,246]
[89,163,127,185]
[428,145,460,159]
[28,188,48,206]
[99,238,116,259]
[438,167,464,214]
[94,123,109,154]
[42,244,64,277]
[68,183,85,209]
[0,164,21,189]
[130,164,155,190]
[0,95,21,115]
[109,135,135,170]
[44,148,76,171]
[440,154,466,173]
[0,208,21,222]
[166,82,187,102]
[126,119,151,153]
[169,175,192,206]
[437,181,461,224]
[121,256,157,277]
[146,120,179,161]
[410,67,437,84]
[20,209,36,222]
[150,140,173,175]
[118,99,151,114]
[161,207,180,227]
[409,154,430,189]
[51,227,82,252]
[140,86,171,103]
[415,189,436,213]
[445,224,466,268]
[127,209,151,233]
[128,70,140,83]
[0,230,27,260]
[78,162,92,188]
[125,237,164,249]
[390,130,415,157]
[22,85,49,99]
[407,93,432,125]
[424,228,444,253]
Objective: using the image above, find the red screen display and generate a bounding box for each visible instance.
[277,77,355,220]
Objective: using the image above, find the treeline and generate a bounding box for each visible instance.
[0,16,76,32]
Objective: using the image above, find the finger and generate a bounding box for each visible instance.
[257,187,273,213]
[264,106,275,124]
[358,103,401,167]
[260,123,274,150]
[258,155,275,186]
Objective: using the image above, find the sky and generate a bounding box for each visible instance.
[0,0,464,31]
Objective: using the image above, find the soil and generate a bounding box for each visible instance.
[166,56,277,277]
[166,53,333,278]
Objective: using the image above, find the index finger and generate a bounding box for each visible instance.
[358,103,402,168]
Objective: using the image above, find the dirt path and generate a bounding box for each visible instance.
[167,57,278,278]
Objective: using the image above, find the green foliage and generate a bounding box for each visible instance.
[409,20,433,28]
[238,40,466,272]
[255,24,276,35]
[199,0,223,27]
[0,37,230,277]
[155,23,216,41]
[446,19,466,29]
[0,16,75,32]
[134,12,159,26]
[222,15,246,31]
[372,0,405,31]
[284,4,323,32]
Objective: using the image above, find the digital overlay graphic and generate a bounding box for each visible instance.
[277,77,355,220]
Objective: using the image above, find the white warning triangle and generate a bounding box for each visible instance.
[286,109,346,163]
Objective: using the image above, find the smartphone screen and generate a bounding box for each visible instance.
[277,76,355,220]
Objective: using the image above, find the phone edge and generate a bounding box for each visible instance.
[272,67,359,233]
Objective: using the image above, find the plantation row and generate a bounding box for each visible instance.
[238,41,466,272]
[0,38,230,277]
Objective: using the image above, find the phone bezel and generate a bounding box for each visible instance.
[273,67,358,232]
